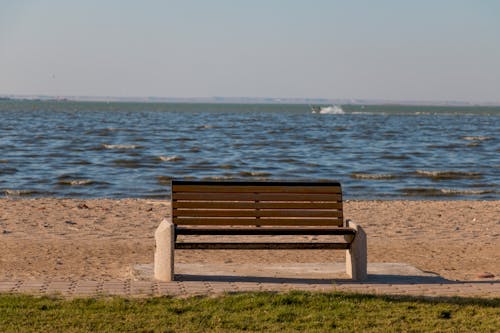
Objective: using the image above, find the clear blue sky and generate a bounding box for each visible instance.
[1,0,499,102]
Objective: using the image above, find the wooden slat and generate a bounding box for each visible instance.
[173,201,343,210]
[173,185,342,194]
[173,209,342,218]
[173,192,342,201]
[176,227,356,236]
[175,242,350,250]
[173,217,343,226]
[172,180,341,186]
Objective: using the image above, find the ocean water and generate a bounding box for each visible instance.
[0,100,498,200]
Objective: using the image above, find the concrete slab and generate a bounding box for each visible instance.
[130,262,444,284]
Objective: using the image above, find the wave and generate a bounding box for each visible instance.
[0,167,18,175]
[112,159,145,168]
[427,144,462,149]
[158,155,184,162]
[462,136,494,141]
[381,154,409,160]
[219,164,236,169]
[400,187,495,197]
[350,173,398,180]
[415,170,482,180]
[312,105,345,114]
[66,160,92,165]
[102,144,141,149]
[202,175,236,181]
[239,171,272,177]
[2,189,49,197]
[157,176,172,185]
[85,128,119,136]
[197,124,214,129]
[57,179,96,186]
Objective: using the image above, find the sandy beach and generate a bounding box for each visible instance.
[0,199,498,282]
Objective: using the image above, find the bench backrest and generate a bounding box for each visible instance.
[171,180,343,226]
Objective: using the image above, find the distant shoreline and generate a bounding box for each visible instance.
[1,95,500,107]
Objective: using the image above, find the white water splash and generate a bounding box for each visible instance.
[312,105,345,114]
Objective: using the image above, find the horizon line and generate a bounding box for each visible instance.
[1,94,500,107]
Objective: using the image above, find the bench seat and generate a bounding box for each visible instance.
[155,180,367,281]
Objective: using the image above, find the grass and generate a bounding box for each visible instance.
[0,292,499,332]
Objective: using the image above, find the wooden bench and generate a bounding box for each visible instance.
[154,180,367,281]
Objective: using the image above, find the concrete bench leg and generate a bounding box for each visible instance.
[345,221,367,281]
[154,218,175,281]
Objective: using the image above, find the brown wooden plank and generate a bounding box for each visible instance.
[173,209,343,218]
[173,217,343,226]
[173,185,342,194]
[173,201,343,210]
[175,242,350,250]
[172,180,341,186]
[175,227,356,235]
[173,192,342,201]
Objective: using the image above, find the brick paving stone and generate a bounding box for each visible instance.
[479,289,500,297]
[373,286,401,294]
[232,282,261,292]
[337,285,374,291]
[45,281,73,294]
[182,282,211,295]
[0,281,17,292]
[286,283,318,291]
[156,281,182,296]
[315,285,336,292]
[475,284,500,292]
[75,281,100,288]
[73,281,100,295]
[101,281,128,296]
[391,286,426,293]
[17,281,46,293]
[130,281,155,296]
[73,289,100,296]
[207,282,236,294]
[267,283,291,291]
[257,283,283,291]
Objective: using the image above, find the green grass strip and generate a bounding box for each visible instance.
[1,291,499,332]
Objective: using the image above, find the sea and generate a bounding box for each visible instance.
[0,100,498,200]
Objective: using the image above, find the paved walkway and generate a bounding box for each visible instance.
[1,263,498,298]
[1,278,499,298]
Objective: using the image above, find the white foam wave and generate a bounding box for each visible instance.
[203,176,235,181]
[415,170,482,179]
[401,187,494,196]
[350,173,397,180]
[239,171,272,177]
[462,136,494,141]
[2,189,40,196]
[439,188,495,195]
[102,144,140,149]
[59,179,95,186]
[158,155,184,162]
[312,105,345,114]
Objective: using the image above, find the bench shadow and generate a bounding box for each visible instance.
[176,274,499,285]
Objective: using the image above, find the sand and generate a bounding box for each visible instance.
[0,199,498,281]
